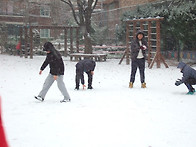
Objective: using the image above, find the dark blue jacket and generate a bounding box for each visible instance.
[76,59,96,73]
[76,59,96,85]
[177,62,196,83]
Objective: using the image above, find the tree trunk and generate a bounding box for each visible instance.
[60,0,97,55]
[84,33,93,54]
[83,6,93,54]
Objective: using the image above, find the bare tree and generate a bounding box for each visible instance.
[60,0,98,54]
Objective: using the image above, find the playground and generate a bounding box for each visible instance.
[0,1,196,146]
[0,54,196,147]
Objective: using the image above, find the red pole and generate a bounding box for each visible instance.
[156,20,161,68]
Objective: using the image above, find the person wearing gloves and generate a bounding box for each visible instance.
[35,42,71,102]
[75,59,96,90]
[129,30,148,88]
[175,61,196,95]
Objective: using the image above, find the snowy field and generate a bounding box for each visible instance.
[0,54,196,147]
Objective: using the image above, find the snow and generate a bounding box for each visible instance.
[0,54,196,147]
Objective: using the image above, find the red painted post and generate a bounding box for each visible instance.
[156,20,161,68]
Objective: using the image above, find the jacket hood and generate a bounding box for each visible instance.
[43,42,61,59]
[177,62,186,69]
[43,42,55,52]
[136,30,145,39]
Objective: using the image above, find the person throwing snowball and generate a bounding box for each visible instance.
[129,30,148,88]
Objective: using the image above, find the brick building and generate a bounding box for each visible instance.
[103,0,159,8]
[92,0,161,44]
[102,0,160,24]
[119,0,159,7]
[0,0,65,39]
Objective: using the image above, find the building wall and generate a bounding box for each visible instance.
[0,0,54,39]
[97,0,162,44]
[103,0,160,8]
[0,0,52,25]
[119,0,159,7]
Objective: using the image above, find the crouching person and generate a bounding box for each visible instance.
[75,59,96,90]
[175,62,196,95]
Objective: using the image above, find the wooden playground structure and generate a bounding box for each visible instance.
[19,25,107,61]
[19,25,79,59]
[119,17,169,69]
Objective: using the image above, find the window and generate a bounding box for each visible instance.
[40,6,50,17]
[40,29,50,38]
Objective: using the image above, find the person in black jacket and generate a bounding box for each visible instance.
[175,61,196,95]
[129,30,148,88]
[75,59,96,90]
[35,42,71,102]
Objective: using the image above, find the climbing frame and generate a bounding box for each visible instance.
[20,25,79,59]
[119,17,168,69]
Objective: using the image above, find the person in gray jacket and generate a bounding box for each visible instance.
[35,42,71,102]
[129,30,148,88]
[175,61,196,94]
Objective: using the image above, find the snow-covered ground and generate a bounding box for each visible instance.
[0,54,196,147]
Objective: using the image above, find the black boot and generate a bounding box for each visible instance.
[88,86,93,89]
[75,87,79,90]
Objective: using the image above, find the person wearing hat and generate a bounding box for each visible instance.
[175,61,196,94]
[129,30,148,88]
[35,42,71,102]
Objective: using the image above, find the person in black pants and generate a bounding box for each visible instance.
[75,59,96,90]
[129,30,148,88]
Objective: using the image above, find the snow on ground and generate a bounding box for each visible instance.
[0,54,196,147]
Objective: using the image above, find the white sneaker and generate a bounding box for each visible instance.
[34,96,44,101]
[60,98,71,103]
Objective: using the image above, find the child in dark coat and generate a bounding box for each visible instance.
[75,59,96,90]
[129,30,148,88]
[175,62,196,94]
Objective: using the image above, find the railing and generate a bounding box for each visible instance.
[163,51,196,60]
